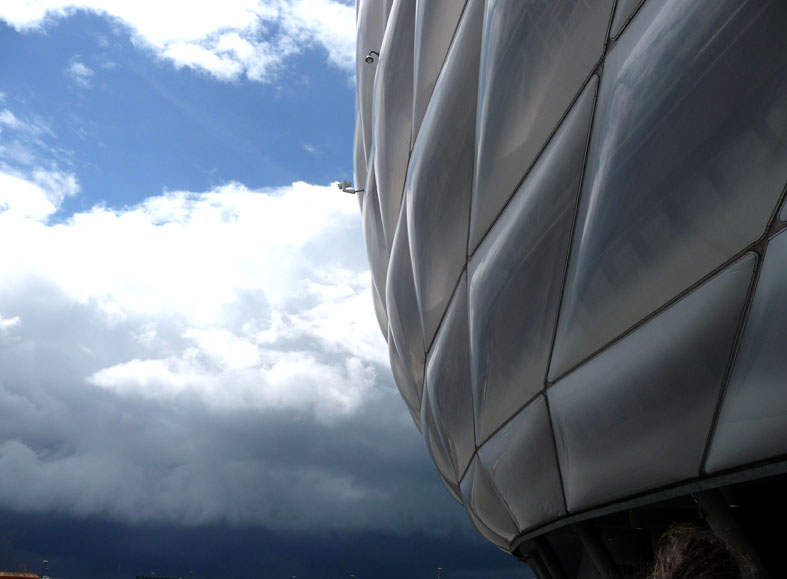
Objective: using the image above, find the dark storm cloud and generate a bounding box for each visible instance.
[0,182,473,537]
[0,509,530,579]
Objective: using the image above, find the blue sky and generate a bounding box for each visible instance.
[0,8,354,214]
[0,2,528,578]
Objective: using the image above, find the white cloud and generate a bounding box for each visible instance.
[0,109,22,130]
[0,163,456,533]
[0,108,52,137]
[0,0,356,83]
[0,166,384,419]
[66,60,95,87]
[0,167,79,221]
[0,313,21,337]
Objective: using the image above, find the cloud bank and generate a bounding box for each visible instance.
[0,124,465,534]
[0,0,355,82]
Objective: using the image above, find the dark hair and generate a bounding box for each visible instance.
[647,524,742,579]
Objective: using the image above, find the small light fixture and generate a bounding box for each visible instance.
[365,50,379,64]
[337,180,364,194]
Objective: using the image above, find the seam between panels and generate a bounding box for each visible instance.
[383,0,417,255]
[771,178,787,232]
[544,101,787,385]
[475,391,545,451]
[539,63,605,519]
[511,458,787,551]
[698,192,787,474]
[544,238,772,388]
[698,249,762,476]
[410,0,471,156]
[609,0,646,43]
[417,10,481,477]
[543,66,603,389]
[453,272,479,486]
[459,0,483,478]
[420,4,482,360]
[605,0,621,47]
[542,0,615,386]
[539,1,615,511]
[466,57,607,263]
[542,393,569,518]
[481,456,522,545]
[544,244,771,387]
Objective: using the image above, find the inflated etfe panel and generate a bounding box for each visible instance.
[355,0,787,551]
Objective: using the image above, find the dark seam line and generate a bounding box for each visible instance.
[410,0,471,155]
[510,457,787,552]
[698,249,762,475]
[467,56,607,262]
[699,183,787,472]
[545,237,776,388]
[543,68,603,389]
[421,87,477,482]
[475,391,543,450]
[543,393,569,518]
[540,67,606,517]
[610,0,647,42]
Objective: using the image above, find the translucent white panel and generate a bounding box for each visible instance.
[373,0,416,250]
[353,110,366,210]
[468,78,597,444]
[469,0,613,252]
[356,0,385,162]
[406,0,484,349]
[371,282,388,339]
[478,396,565,532]
[383,0,394,25]
[361,156,388,308]
[411,0,468,146]
[421,379,460,488]
[388,331,421,429]
[550,0,787,379]
[438,470,463,504]
[609,0,644,38]
[386,203,425,419]
[706,230,787,473]
[460,457,518,548]
[426,273,475,480]
[549,255,755,512]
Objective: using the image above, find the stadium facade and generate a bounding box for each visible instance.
[353,0,787,576]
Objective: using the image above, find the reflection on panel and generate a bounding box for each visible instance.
[706,231,787,473]
[373,0,415,250]
[438,470,463,504]
[460,458,517,549]
[389,331,421,429]
[609,0,644,38]
[468,78,597,444]
[412,0,467,146]
[356,0,385,162]
[781,198,787,222]
[406,0,483,348]
[353,111,366,210]
[422,379,460,488]
[478,396,565,532]
[371,282,388,339]
[549,255,754,512]
[550,0,787,379]
[386,203,425,420]
[362,156,388,309]
[469,0,613,252]
[426,273,475,480]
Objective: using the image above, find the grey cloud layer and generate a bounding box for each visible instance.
[0,176,469,536]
